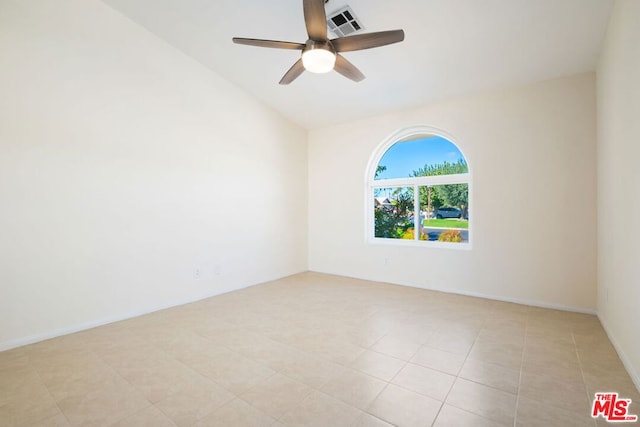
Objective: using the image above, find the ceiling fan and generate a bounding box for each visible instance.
[232,0,405,85]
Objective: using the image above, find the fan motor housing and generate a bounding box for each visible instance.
[303,39,336,54]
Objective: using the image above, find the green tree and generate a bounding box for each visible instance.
[411,159,468,177]
[374,187,413,238]
[411,160,468,217]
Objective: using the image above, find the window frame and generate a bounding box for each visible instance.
[365,126,472,249]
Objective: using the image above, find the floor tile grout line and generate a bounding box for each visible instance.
[104,401,157,427]
[276,387,364,427]
[347,331,459,426]
[29,362,74,427]
[572,326,599,427]
[360,382,399,426]
[89,342,182,427]
[37,345,156,427]
[512,308,530,427]
[207,396,277,425]
[275,353,389,409]
[429,315,487,426]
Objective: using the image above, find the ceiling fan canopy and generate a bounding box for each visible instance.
[232,0,405,84]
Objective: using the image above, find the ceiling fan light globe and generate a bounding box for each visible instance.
[302,48,336,73]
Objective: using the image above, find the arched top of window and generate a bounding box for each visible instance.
[373,134,469,181]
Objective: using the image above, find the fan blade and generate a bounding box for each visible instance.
[303,0,327,41]
[233,38,305,50]
[279,59,305,85]
[331,30,405,52]
[334,54,365,82]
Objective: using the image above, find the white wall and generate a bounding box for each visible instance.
[0,0,307,350]
[309,74,597,311]
[597,0,640,389]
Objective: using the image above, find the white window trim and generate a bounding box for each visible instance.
[364,125,473,250]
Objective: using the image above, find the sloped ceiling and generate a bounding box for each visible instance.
[101,0,613,129]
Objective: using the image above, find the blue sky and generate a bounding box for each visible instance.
[375,136,465,180]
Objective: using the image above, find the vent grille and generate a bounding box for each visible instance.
[327,6,364,37]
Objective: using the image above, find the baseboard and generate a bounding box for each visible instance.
[0,292,231,352]
[429,285,598,315]
[0,270,304,352]
[0,310,163,352]
[309,269,597,315]
[598,314,640,393]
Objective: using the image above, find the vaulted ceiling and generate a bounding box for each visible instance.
[101,0,613,129]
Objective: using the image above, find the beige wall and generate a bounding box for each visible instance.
[597,0,640,390]
[309,73,597,312]
[0,0,307,349]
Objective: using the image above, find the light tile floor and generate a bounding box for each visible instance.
[0,272,638,426]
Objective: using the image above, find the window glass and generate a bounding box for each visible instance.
[374,187,414,239]
[375,136,466,180]
[369,131,470,246]
[420,184,469,243]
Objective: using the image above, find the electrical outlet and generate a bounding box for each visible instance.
[193,268,201,279]
[214,265,221,276]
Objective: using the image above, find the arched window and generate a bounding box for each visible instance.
[366,127,471,247]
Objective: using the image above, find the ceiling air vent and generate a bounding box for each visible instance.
[327,6,364,38]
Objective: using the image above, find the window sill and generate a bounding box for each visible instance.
[368,237,472,250]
